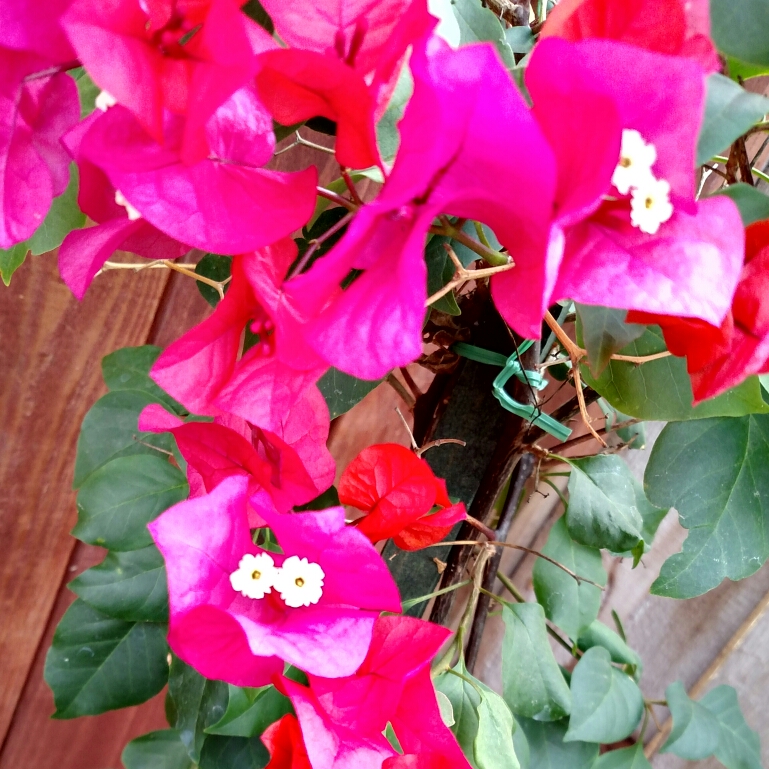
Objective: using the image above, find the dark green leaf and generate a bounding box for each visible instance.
[451,0,515,68]
[241,0,274,33]
[293,207,350,274]
[206,685,292,738]
[711,0,769,67]
[0,242,28,286]
[564,647,644,744]
[575,305,644,376]
[581,326,769,421]
[566,455,650,552]
[294,485,340,511]
[166,657,229,762]
[661,681,720,760]
[45,599,168,718]
[71,68,100,119]
[69,545,168,622]
[122,730,194,769]
[376,63,413,164]
[518,718,598,769]
[102,345,185,412]
[645,415,769,598]
[532,517,606,640]
[714,184,769,226]
[501,603,571,721]
[594,743,652,769]
[576,622,642,676]
[701,685,762,769]
[475,688,521,769]
[73,455,188,551]
[198,735,269,769]
[27,165,85,255]
[435,666,481,767]
[426,235,462,315]
[317,367,381,419]
[195,255,232,307]
[697,74,769,165]
[73,390,177,487]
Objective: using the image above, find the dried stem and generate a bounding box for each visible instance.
[99,259,230,298]
[415,438,467,458]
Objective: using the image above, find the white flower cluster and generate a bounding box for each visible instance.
[230,552,325,608]
[612,129,673,235]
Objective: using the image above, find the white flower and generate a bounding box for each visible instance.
[230,553,279,599]
[114,190,142,221]
[612,129,657,195]
[630,178,674,235]
[274,555,325,608]
[95,90,117,112]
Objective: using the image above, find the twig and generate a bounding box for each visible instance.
[316,186,358,211]
[399,366,423,399]
[428,220,511,268]
[340,168,364,206]
[545,418,643,454]
[99,259,230,298]
[425,244,515,307]
[387,374,417,410]
[415,438,467,458]
[394,406,419,451]
[288,210,354,278]
[611,351,672,364]
[296,131,336,155]
[401,579,473,611]
[644,585,769,759]
[466,515,498,542]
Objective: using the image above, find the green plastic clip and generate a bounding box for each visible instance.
[451,341,573,442]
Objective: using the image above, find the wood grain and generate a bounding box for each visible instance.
[0,252,172,750]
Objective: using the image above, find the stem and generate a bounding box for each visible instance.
[466,515,498,541]
[99,259,229,298]
[541,477,569,508]
[316,186,358,211]
[610,351,672,364]
[288,210,354,278]
[428,222,511,268]
[415,438,467,457]
[401,579,473,611]
[24,60,81,81]
[387,373,417,409]
[340,168,364,206]
[457,545,494,654]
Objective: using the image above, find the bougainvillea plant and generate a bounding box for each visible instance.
[5,0,769,766]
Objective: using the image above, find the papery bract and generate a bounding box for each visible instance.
[492,38,743,332]
[138,404,324,524]
[149,242,334,477]
[628,220,769,402]
[0,54,79,248]
[58,115,187,298]
[283,36,556,378]
[75,87,317,254]
[540,0,720,72]
[62,0,276,163]
[263,715,313,769]
[256,0,434,169]
[149,476,401,684]
[338,443,465,550]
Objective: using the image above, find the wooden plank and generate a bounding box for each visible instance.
[0,252,172,749]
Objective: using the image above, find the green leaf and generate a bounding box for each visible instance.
[102,345,185,412]
[166,657,229,763]
[451,0,515,68]
[594,743,651,769]
[726,57,769,81]
[0,242,29,286]
[122,730,194,769]
[73,454,188,551]
[581,326,769,421]
[576,622,642,677]
[426,235,462,315]
[474,688,521,769]
[697,74,769,165]
[511,718,529,769]
[711,0,769,67]
[646,415,769,598]
[505,26,535,54]
[198,735,269,769]
[518,718,598,769]
[44,599,168,718]
[71,68,101,119]
[532,517,606,640]
[714,184,769,226]
[294,485,340,511]
[501,603,572,721]
[69,545,168,622]
[73,390,177,487]
[27,165,85,255]
[206,685,292,738]
[575,305,644,376]
[376,61,413,164]
[661,681,720,760]
[434,666,481,767]
[194,254,232,307]
[317,367,381,419]
[565,455,653,552]
[701,685,762,769]
[564,647,644,744]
